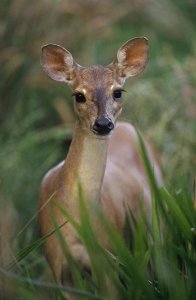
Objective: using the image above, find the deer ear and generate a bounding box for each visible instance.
[114,37,148,79]
[41,44,75,82]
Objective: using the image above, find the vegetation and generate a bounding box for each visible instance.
[0,0,195,299]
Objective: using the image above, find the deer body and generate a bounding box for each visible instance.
[39,38,162,291]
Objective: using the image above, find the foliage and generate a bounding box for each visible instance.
[1,131,196,299]
[0,0,195,299]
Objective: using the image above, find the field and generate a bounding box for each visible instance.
[0,0,195,299]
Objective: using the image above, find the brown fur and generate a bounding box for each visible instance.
[39,37,163,298]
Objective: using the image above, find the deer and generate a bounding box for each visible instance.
[39,37,163,298]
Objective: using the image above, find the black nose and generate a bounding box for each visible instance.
[93,116,114,135]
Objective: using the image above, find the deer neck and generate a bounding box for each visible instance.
[63,121,109,203]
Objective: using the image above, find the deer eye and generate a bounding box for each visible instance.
[72,92,86,103]
[113,90,123,100]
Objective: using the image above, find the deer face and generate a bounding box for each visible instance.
[41,38,148,136]
[71,65,124,136]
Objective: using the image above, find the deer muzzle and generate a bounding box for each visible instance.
[93,116,114,136]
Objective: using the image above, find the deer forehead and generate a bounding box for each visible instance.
[73,65,120,93]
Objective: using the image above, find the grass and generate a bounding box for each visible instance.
[0,133,195,300]
[0,0,195,299]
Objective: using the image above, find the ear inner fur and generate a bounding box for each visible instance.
[41,44,75,82]
[116,37,148,78]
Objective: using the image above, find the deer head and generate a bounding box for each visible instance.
[41,37,148,136]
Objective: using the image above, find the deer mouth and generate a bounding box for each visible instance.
[92,127,113,136]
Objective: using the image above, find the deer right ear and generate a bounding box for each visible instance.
[114,37,148,80]
[41,44,75,83]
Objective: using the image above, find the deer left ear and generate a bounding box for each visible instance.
[114,37,148,79]
[41,44,76,83]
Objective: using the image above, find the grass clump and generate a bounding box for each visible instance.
[0,134,195,300]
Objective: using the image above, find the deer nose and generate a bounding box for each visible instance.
[93,116,114,135]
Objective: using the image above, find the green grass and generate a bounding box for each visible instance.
[0,0,195,299]
[0,133,195,300]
